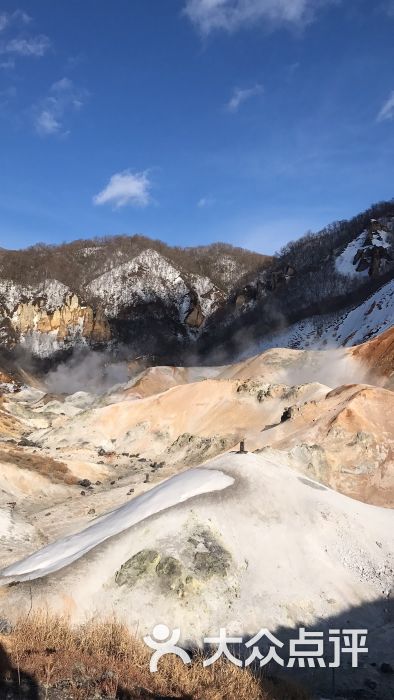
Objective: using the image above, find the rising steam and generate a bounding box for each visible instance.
[44,350,129,395]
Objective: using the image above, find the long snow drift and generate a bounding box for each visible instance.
[0,468,234,583]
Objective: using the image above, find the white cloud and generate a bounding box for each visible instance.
[0,13,8,32]
[377,91,394,122]
[13,10,32,25]
[4,35,50,56]
[0,10,29,33]
[35,78,87,136]
[36,110,61,135]
[198,196,216,207]
[0,10,48,58]
[93,171,152,208]
[184,0,335,34]
[226,83,263,112]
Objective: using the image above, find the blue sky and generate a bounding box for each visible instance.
[1,0,394,254]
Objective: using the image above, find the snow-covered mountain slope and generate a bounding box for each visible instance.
[197,210,394,361]
[1,204,393,360]
[0,239,266,357]
[0,278,110,357]
[0,279,70,314]
[335,220,392,278]
[86,250,188,316]
[86,249,222,323]
[246,278,394,355]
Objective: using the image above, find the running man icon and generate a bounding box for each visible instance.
[144,624,192,672]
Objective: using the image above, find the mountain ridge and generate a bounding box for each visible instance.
[0,199,393,363]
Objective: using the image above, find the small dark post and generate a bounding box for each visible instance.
[239,439,245,454]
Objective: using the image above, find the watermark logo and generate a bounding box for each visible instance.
[144,626,368,672]
[144,624,192,672]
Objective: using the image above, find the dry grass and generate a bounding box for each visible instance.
[0,613,310,699]
[0,447,77,485]
[0,396,22,438]
[0,412,21,439]
[0,371,16,386]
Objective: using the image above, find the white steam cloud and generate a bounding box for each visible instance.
[276,349,378,389]
[44,351,129,395]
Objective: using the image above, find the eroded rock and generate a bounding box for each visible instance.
[115,549,161,587]
[189,527,231,580]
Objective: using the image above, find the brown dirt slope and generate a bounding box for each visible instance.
[256,384,394,506]
[350,325,394,382]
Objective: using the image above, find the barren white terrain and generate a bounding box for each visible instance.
[0,328,393,697]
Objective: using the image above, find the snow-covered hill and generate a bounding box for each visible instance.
[197,209,394,360]
[86,249,223,323]
[335,219,392,278]
[0,240,266,358]
[0,203,393,360]
[246,278,394,355]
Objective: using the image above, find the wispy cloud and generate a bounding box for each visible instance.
[226,83,263,112]
[66,54,84,71]
[184,0,336,35]
[197,195,215,208]
[0,10,30,33]
[0,57,15,69]
[13,10,32,25]
[385,0,394,17]
[35,110,61,135]
[377,91,394,122]
[35,78,87,136]
[93,170,152,208]
[0,9,49,60]
[3,35,50,57]
[0,13,8,32]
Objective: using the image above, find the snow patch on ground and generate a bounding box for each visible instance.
[0,468,234,582]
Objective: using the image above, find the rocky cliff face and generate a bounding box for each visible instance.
[0,243,267,359]
[85,250,223,328]
[335,219,392,278]
[0,280,111,357]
